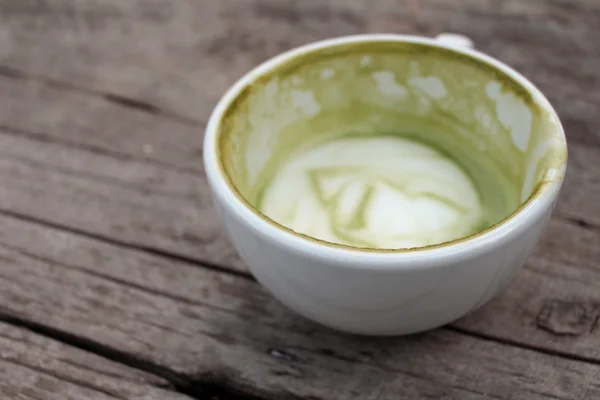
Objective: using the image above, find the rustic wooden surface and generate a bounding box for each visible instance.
[0,0,599,398]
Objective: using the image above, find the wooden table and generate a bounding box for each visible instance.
[0,0,598,399]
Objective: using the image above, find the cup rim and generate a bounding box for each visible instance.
[204,34,568,270]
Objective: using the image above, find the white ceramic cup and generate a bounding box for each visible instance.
[204,34,568,335]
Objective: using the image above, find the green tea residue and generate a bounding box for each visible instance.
[258,135,503,249]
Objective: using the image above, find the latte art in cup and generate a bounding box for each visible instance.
[260,135,484,248]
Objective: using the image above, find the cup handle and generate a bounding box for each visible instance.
[434,33,474,49]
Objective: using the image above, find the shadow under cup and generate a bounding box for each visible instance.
[216,40,567,251]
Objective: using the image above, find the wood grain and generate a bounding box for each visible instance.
[0,65,598,269]
[0,0,598,398]
[0,322,191,399]
[0,0,598,270]
[0,81,597,364]
[0,0,598,145]
[0,213,598,399]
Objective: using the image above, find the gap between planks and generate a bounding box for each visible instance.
[0,65,203,129]
[2,301,600,400]
[0,200,598,372]
[0,196,597,291]
[0,313,268,400]
[0,206,254,281]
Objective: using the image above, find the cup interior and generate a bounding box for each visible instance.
[214,38,567,250]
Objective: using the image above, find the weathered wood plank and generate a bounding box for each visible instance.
[0,0,599,122]
[456,216,600,358]
[0,115,243,270]
[0,0,598,154]
[0,0,597,269]
[0,0,596,365]
[0,0,598,397]
[0,74,597,268]
[0,213,599,399]
[0,110,597,272]
[0,73,203,173]
[0,322,191,400]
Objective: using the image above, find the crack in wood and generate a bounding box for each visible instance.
[558,214,600,233]
[0,65,202,128]
[0,1,597,398]
[445,325,600,366]
[0,241,218,309]
[0,239,294,337]
[0,147,598,382]
[0,216,592,398]
[0,149,195,200]
[102,93,166,117]
[0,205,255,281]
[0,123,201,175]
[0,148,595,306]
[0,312,273,400]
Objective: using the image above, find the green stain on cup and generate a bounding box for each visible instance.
[216,40,567,250]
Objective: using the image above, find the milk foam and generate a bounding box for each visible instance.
[259,136,484,249]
